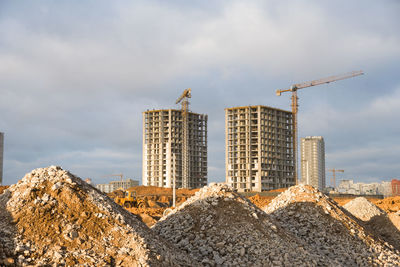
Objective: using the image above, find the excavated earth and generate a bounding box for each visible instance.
[153,183,332,266]
[0,166,196,266]
[264,184,400,266]
[344,197,400,251]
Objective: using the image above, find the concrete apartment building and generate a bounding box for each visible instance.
[142,109,207,189]
[225,105,295,192]
[96,178,139,194]
[300,136,326,191]
[0,132,3,185]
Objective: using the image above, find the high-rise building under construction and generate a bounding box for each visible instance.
[225,105,295,192]
[0,132,3,185]
[300,136,326,191]
[142,109,207,189]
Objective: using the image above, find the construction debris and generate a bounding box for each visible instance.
[264,184,400,266]
[153,183,325,266]
[344,197,400,251]
[343,197,385,221]
[0,166,195,266]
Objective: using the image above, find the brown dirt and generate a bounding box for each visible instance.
[375,196,400,213]
[248,194,275,208]
[0,186,9,195]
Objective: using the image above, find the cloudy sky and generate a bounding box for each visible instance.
[1,0,399,186]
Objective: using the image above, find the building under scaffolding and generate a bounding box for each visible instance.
[142,109,207,189]
[225,105,295,192]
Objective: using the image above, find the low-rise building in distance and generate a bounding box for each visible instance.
[337,179,392,197]
[96,178,139,193]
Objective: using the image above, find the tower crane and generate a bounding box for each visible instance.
[276,70,364,185]
[176,88,191,188]
[327,169,344,189]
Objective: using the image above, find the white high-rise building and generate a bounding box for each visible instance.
[0,132,3,186]
[300,136,326,190]
[142,109,207,189]
[225,105,295,192]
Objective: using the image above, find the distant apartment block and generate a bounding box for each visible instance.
[392,179,400,196]
[300,136,326,191]
[338,179,392,197]
[225,105,295,192]
[96,178,139,193]
[0,132,3,186]
[142,109,207,189]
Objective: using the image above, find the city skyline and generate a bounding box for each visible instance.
[0,1,399,185]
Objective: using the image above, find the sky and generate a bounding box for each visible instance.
[0,0,399,186]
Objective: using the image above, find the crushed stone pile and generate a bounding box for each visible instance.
[264,184,400,266]
[0,166,196,266]
[343,197,385,221]
[153,183,329,266]
[344,197,400,250]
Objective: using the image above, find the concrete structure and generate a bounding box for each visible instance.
[225,105,295,192]
[142,109,207,189]
[0,132,3,186]
[338,179,392,197]
[300,136,326,191]
[96,178,139,193]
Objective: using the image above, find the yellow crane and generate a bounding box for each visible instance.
[276,70,364,184]
[176,88,191,188]
[327,169,344,189]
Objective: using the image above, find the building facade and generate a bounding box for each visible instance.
[0,132,3,186]
[338,179,392,197]
[300,136,326,191]
[142,109,207,189]
[96,178,139,193]
[225,105,295,192]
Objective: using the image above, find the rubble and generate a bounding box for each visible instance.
[264,184,400,266]
[0,166,196,266]
[343,197,385,221]
[153,183,327,266]
[344,197,400,250]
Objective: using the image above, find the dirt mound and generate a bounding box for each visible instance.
[153,183,327,266]
[0,166,196,266]
[376,196,400,213]
[264,184,400,266]
[0,186,9,195]
[127,185,198,197]
[344,197,400,250]
[248,194,274,208]
[343,197,385,221]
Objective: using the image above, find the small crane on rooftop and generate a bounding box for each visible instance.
[176,88,191,188]
[276,70,364,184]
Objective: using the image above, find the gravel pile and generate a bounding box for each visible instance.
[264,184,400,266]
[153,183,325,266]
[344,197,400,251]
[343,197,385,221]
[0,166,195,266]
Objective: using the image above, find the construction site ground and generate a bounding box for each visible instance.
[111,186,400,228]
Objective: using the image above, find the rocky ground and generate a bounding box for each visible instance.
[0,166,195,266]
[1,167,400,266]
[264,185,400,266]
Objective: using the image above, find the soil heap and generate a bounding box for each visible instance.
[0,166,196,266]
[153,183,328,266]
[344,197,400,250]
[264,184,400,266]
[343,197,385,221]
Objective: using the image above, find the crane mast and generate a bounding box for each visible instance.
[276,71,364,185]
[327,169,344,189]
[176,88,191,188]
